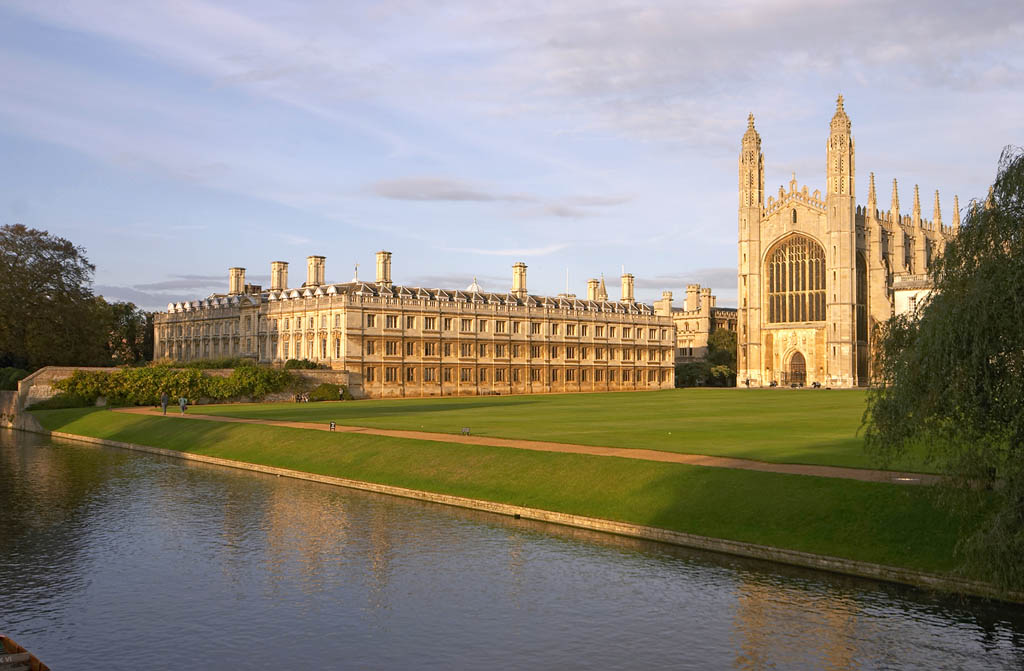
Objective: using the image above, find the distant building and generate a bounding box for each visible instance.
[654,286,737,362]
[737,96,959,387]
[154,252,677,398]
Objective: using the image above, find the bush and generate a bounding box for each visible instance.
[52,365,294,406]
[180,357,256,369]
[0,367,28,390]
[307,383,340,401]
[284,358,323,370]
[27,393,94,410]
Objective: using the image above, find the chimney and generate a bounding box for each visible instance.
[586,278,599,301]
[685,284,699,311]
[306,256,325,287]
[271,261,289,291]
[620,272,634,302]
[376,250,392,286]
[229,267,245,295]
[511,262,527,298]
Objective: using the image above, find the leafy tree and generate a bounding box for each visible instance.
[0,225,109,368]
[104,300,154,364]
[864,147,1024,589]
[707,327,737,379]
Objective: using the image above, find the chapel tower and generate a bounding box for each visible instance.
[737,114,764,382]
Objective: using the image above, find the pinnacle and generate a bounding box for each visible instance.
[747,113,755,130]
[836,94,844,110]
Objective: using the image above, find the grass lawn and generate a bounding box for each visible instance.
[187,388,924,471]
[31,407,969,576]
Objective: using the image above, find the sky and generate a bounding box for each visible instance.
[2,1,1022,311]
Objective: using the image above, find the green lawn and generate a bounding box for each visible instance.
[31,407,969,576]
[187,388,922,471]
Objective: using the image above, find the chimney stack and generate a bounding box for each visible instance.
[306,256,325,287]
[586,278,599,301]
[228,267,245,295]
[620,272,635,302]
[271,261,289,291]
[511,262,527,298]
[376,250,392,286]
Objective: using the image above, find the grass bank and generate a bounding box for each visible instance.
[32,407,971,576]
[188,388,926,471]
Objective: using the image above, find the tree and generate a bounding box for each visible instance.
[104,300,154,364]
[864,147,1024,589]
[0,224,110,368]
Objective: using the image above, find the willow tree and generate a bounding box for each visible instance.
[865,147,1024,588]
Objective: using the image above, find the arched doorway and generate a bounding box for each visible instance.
[789,351,806,386]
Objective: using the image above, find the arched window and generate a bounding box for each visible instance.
[766,235,826,323]
[792,209,797,224]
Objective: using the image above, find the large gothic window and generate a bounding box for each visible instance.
[766,235,826,323]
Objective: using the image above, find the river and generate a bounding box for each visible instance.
[2,428,1023,669]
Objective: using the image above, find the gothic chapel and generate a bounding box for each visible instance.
[737,96,959,387]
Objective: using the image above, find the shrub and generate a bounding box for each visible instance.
[308,383,340,402]
[27,393,94,410]
[0,367,28,390]
[284,358,322,370]
[181,357,256,369]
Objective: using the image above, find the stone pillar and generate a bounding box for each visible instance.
[586,278,599,301]
[306,256,325,287]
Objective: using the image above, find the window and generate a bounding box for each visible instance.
[366,314,376,327]
[365,340,376,355]
[581,325,588,336]
[495,320,506,333]
[284,318,290,330]
[424,342,437,356]
[335,338,341,358]
[424,317,437,330]
[385,366,398,382]
[245,316,252,331]
[512,321,521,334]
[622,348,631,360]
[495,369,505,382]
[443,367,452,382]
[478,344,487,357]
[335,314,341,328]
[309,317,314,329]
[550,323,560,335]
[320,315,326,328]
[406,316,416,329]
[609,327,616,337]
[566,369,576,382]
[566,324,575,336]
[530,322,541,335]
[512,368,521,382]
[622,370,631,382]
[530,368,540,382]
[495,344,506,357]
[443,342,452,356]
[443,317,453,331]
[478,319,488,332]
[649,370,657,382]
[385,340,398,355]
[405,342,415,355]
[425,367,436,382]
[460,343,472,357]
[581,347,589,359]
[623,327,631,338]
[596,326,605,337]
[581,369,588,382]
[550,369,558,382]
[550,346,558,359]
[283,342,290,358]
[479,369,487,382]
[365,366,376,382]
[595,369,604,382]
[385,315,398,328]
[461,319,472,331]
[460,367,472,382]
[649,328,657,339]
[512,345,522,358]
[406,367,415,382]
[273,319,278,330]
[295,342,302,358]
[661,329,667,340]
[766,234,826,323]
[565,346,576,359]
[530,345,541,358]
[320,338,326,358]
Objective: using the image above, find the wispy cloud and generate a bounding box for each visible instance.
[366,176,533,202]
[439,243,569,257]
[405,272,508,291]
[634,267,737,291]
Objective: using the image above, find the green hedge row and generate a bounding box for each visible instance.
[51,365,296,407]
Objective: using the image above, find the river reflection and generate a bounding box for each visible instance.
[2,428,1023,670]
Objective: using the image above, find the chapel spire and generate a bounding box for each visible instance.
[867,172,877,213]
[953,195,961,230]
[933,190,942,228]
[891,179,900,220]
[912,184,921,226]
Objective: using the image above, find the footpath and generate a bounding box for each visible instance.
[113,406,937,485]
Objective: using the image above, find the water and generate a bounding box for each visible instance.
[2,429,1023,670]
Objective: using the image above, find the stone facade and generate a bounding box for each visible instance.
[154,253,676,398]
[655,286,737,362]
[737,96,958,387]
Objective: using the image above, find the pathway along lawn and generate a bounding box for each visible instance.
[190,388,926,471]
[32,407,972,576]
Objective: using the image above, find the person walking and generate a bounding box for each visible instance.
[160,392,169,415]
[178,396,187,415]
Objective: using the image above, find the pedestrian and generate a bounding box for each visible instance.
[178,396,187,415]
[160,392,169,415]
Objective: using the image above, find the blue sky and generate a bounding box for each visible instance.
[2,1,1021,310]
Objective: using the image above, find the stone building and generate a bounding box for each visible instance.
[654,285,737,362]
[154,252,676,398]
[737,96,959,387]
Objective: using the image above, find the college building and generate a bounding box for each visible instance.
[154,253,677,398]
[737,96,958,387]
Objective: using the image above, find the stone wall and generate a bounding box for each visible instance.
[17,366,119,409]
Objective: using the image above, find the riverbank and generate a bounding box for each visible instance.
[26,406,1010,602]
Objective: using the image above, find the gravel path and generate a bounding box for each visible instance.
[114,406,938,485]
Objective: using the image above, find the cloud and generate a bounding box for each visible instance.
[366,176,533,202]
[404,272,509,291]
[633,267,737,291]
[439,243,569,257]
[133,274,226,291]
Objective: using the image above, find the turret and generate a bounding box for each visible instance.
[737,112,765,385]
[271,261,288,291]
[685,284,699,311]
[228,267,245,295]
[511,262,527,298]
[654,291,673,316]
[825,94,858,386]
[700,287,713,315]
[376,250,392,286]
